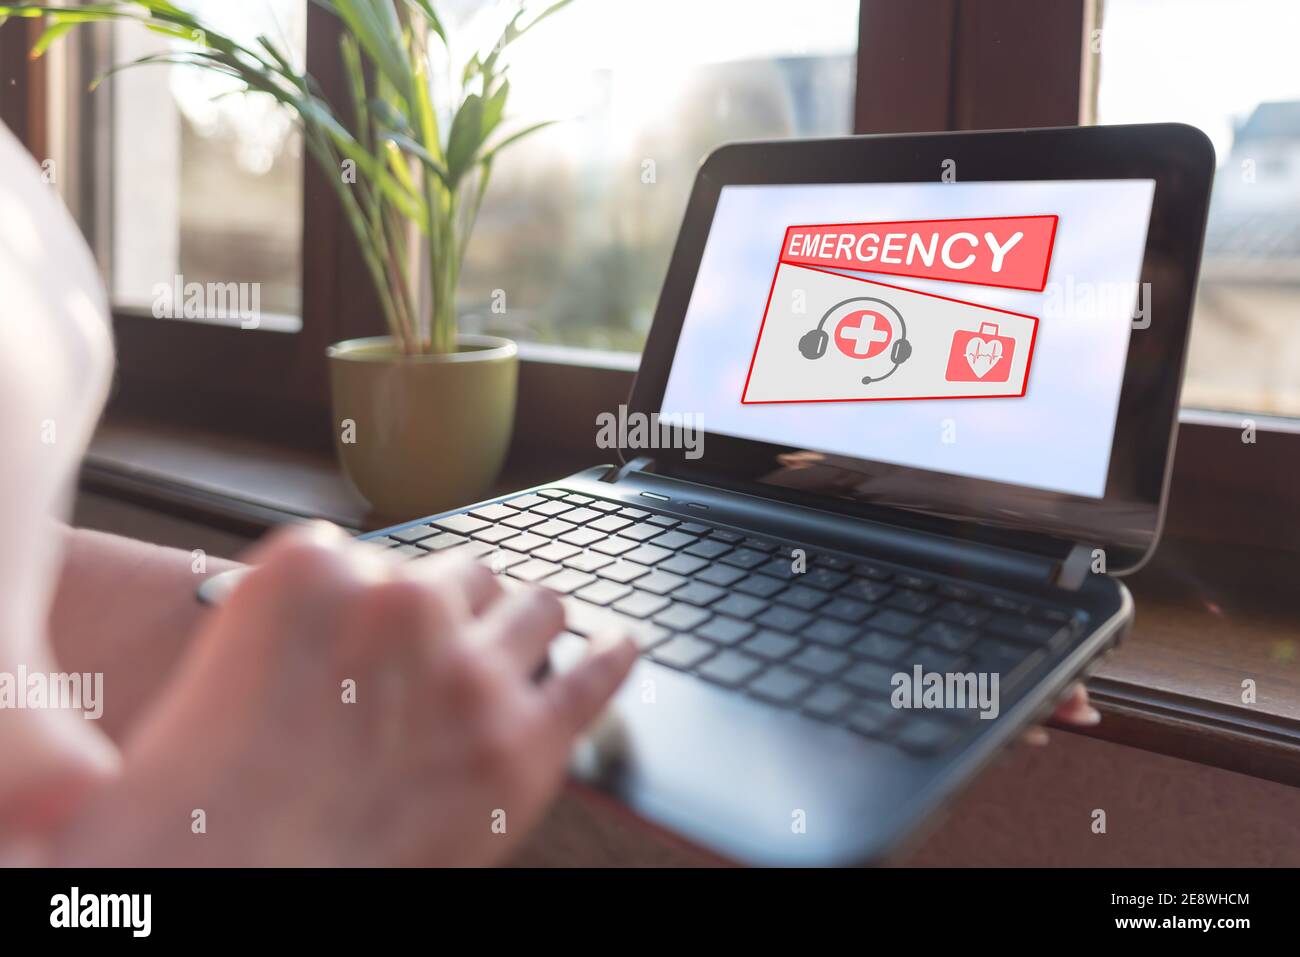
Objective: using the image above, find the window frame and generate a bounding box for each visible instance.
[1,0,1296,552]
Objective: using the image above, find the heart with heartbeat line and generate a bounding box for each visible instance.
[963,336,1004,378]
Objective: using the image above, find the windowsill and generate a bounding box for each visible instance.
[81,412,1300,788]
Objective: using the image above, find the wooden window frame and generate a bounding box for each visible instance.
[1,0,1296,550]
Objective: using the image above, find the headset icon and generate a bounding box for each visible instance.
[797,296,912,385]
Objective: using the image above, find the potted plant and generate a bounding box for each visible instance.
[3,0,571,516]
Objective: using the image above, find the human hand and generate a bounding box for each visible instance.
[56,522,637,866]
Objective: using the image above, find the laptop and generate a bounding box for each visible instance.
[203,123,1215,866]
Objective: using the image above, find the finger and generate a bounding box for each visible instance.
[541,631,638,738]
[400,552,503,617]
[336,576,461,674]
[1050,682,1101,727]
[1021,726,1050,747]
[475,585,566,673]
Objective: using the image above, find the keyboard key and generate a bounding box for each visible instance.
[536,489,568,499]
[469,503,517,522]
[592,537,638,557]
[789,646,850,677]
[748,667,812,706]
[508,559,561,583]
[907,646,969,674]
[672,581,727,606]
[803,567,850,590]
[634,570,688,595]
[803,618,859,648]
[720,548,767,569]
[973,640,1043,691]
[713,594,768,619]
[658,554,709,577]
[539,569,595,594]
[587,500,621,513]
[533,500,574,517]
[706,528,741,541]
[842,660,898,696]
[559,507,601,525]
[531,542,581,564]
[559,527,605,548]
[696,564,746,587]
[895,573,935,591]
[618,523,664,543]
[595,561,650,584]
[618,507,651,520]
[502,511,546,530]
[563,551,612,573]
[814,555,852,571]
[757,558,798,581]
[418,532,467,552]
[453,541,495,559]
[851,631,912,661]
[733,575,786,599]
[365,536,402,548]
[868,609,924,636]
[695,616,756,646]
[653,603,712,632]
[648,530,698,550]
[506,494,548,509]
[589,515,632,534]
[685,539,732,560]
[697,651,764,687]
[530,519,577,539]
[840,579,892,603]
[473,525,519,544]
[741,537,778,553]
[936,582,978,602]
[646,514,679,528]
[482,550,527,573]
[612,590,671,618]
[394,544,427,559]
[741,630,800,661]
[885,589,938,615]
[916,620,977,653]
[432,514,491,536]
[563,494,594,505]
[986,594,1033,613]
[801,684,855,721]
[560,596,669,650]
[822,597,873,623]
[755,605,812,632]
[501,533,549,554]
[575,580,633,606]
[622,544,673,566]
[389,523,439,543]
[774,585,828,611]
[935,601,991,628]
[854,562,894,581]
[651,635,715,670]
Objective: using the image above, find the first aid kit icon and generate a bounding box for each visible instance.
[945,321,1017,382]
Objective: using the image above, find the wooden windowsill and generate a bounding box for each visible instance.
[80,413,1300,788]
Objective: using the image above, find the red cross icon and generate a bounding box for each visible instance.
[833,309,893,359]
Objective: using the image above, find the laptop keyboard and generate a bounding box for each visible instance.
[368,487,1090,757]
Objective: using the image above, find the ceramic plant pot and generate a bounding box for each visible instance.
[327,334,518,519]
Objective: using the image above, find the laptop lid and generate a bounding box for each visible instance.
[627,124,1215,574]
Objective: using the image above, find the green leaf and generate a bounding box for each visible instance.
[444,92,484,186]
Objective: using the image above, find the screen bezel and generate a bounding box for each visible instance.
[627,124,1215,572]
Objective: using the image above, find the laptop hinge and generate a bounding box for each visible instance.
[1053,543,1096,591]
[602,455,656,483]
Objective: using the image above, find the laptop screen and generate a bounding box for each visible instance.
[658,179,1156,499]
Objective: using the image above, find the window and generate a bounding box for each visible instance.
[1096,0,1300,417]
[455,0,861,353]
[53,0,306,332]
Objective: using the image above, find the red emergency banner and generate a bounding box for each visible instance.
[781,215,1058,291]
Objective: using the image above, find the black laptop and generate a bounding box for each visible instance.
[208,123,1215,865]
